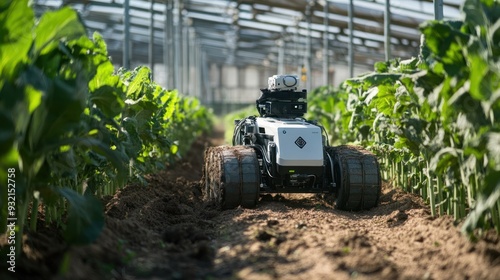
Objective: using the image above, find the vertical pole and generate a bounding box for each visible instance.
[218,64,224,114]
[183,17,189,94]
[123,0,130,69]
[294,19,300,75]
[384,0,391,61]
[278,39,284,74]
[168,0,175,87]
[174,0,181,91]
[305,1,312,90]
[236,67,242,105]
[201,51,210,104]
[189,27,196,95]
[164,0,172,88]
[149,0,155,80]
[164,1,168,88]
[434,0,443,20]
[195,40,202,99]
[348,0,354,77]
[323,0,329,85]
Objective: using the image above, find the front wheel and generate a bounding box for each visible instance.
[203,146,260,209]
[326,145,381,211]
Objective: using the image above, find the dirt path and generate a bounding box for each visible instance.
[210,190,499,280]
[1,128,500,280]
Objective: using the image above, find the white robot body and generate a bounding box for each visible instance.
[255,117,323,167]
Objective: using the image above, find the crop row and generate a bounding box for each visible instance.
[0,1,212,254]
[307,0,500,237]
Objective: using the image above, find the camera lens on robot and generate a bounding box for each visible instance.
[283,75,297,87]
[268,74,300,91]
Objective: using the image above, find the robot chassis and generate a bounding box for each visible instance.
[203,75,381,211]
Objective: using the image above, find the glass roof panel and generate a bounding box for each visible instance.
[33,0,463,72]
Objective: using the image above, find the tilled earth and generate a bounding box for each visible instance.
[1,129,500,280]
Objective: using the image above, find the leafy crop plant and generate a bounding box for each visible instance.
[0,0,212,255]
[307,0,500,237]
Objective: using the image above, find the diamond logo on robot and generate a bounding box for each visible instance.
[295,137,307,149]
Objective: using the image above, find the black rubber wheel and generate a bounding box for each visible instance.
[238,147,261,208]
[203,146,260,209]
[327,145,381,211]
[204,147,223,207]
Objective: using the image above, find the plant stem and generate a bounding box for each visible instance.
[495,200,500,233]
[427,161,436,217]
[30,196,39,231]
[16,191,30,256]
[437,176,444,216]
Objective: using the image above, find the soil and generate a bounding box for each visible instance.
[1,127,500,280]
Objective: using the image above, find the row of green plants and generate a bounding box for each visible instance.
[0,0,212,255]
[307,0,500,237]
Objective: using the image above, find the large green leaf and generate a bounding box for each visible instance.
[126,66,151,100]
[33,7,86,57]
[463,0,500,35]
[90,85,125,118]
[346,72,402,92]
[468,54,490,101]
[420,21,468,71]
[0,0,33,80]
[23,72,87,149]
[462,171,500,235]
[58,188,104,245]
[0,110,15,156]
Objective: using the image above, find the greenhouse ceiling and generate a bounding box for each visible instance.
[34,0,462,83]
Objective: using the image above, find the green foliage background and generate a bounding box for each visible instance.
[0,0,212,252]
[306,0,500,237]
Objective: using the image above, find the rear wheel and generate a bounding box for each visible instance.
[327,145,381,211]
[203,146,260,209]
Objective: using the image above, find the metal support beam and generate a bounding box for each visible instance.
[183,16,189,94]
[195,39,202,99]
[305,1,312,90]
[188,27,196,95]
[164,0,173,88]
[323,0,329,85]
[201,51,210,104]
[174,0,182,91]
[434,0,443,20]
[123,0,130,69]
[218,64,224,113]
[348,0,354,77]
[384,0,391,61]
[294,18,300,75]
[278,39,284,74]
[149,0,155,80]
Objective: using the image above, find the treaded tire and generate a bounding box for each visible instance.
[327,145,381,211]
[203,146,260,209]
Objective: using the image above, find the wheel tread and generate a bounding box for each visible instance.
[203,146,260,209]
[328,145,381,211]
